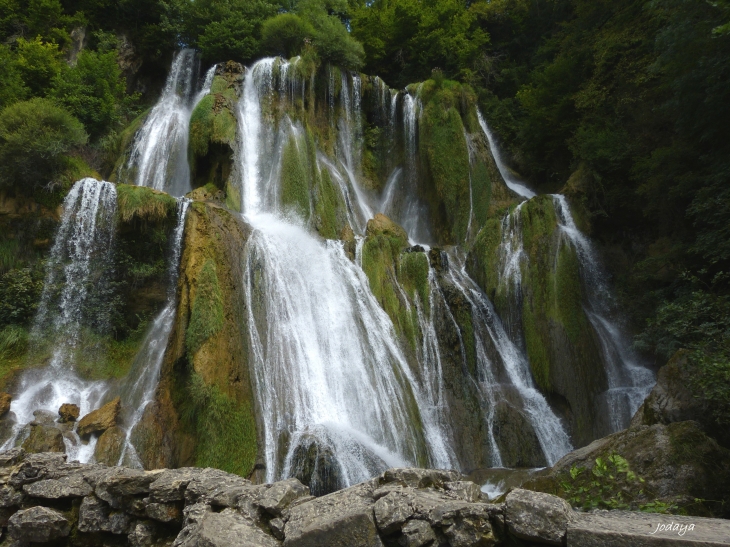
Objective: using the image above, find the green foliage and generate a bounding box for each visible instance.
[280,135,311,219]
[185,373,258,477]
[188,90,236,159]
[261,13,315,58]
[560,453,670,512]
[0,98,87,189]
[50,50,129,138]
[14,37,64,96]
[0,324,29,359]
[116,184,177,225]
[0,268,44,327]
[186,259,224,357]
[0,45,28,108]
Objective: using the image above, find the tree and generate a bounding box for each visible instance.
[0,98,87,189]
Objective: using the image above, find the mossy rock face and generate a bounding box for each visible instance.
[188,63,242,210]
[136,200,258,477]
[468,196,609,447]
[116,184,177,225]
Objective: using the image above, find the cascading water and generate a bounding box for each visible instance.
[237,58,455,491]
[477,109,536,199]
[1,178,117,460]
[551,195,654,429]
[125,50,212,196]
[114,199,190,467]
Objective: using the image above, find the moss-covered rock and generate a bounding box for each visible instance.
[188,63,243,211]
[116,184,177,225]
[523,421,730,518]
[137,200,258,478]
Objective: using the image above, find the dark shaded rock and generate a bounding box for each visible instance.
[8,506,70,543]
[492,397,547,468]
[58,403,80,423]
[0,392,11,416]
[340,224,356,260]
[94,425,125,466]
[79,494,132,534]
[0,484,24,508]
[146,501,182,523]
[631,350,701,428]
[269,517,285,540]
[289,435,343,496]
[77,397,121,437]
[0,447,24,467]
[129,521,157,547]
[21,424,65,454]
[175,507,280,547]
[400,519,436,547]
[428,502,497,546]
[23,474,92,499]
[283,481,383,547]
[505,488,574,545]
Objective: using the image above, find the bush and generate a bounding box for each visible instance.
[15,37,63,96]
[0,98,87,189]
[261,13,315,58]
[311,15,365,70]
[50,50,128,138]
[0,45,28,109]
[0,268,43,327]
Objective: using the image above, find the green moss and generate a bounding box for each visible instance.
[398,252,430,315]
[187,373,258,477]
[314,166,340,239]
[470,159,492,229]
[109,108,151,181]
[281,135,311,219]
[186,259,224,357]
[225,179,241,212]
[420,95,471,242]
[116,184,177,225]
[189,93,237,160]
[468,218,502,299]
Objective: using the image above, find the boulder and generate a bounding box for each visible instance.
[58,403,80,423]
[149,467,205,503]
[175,507,280,547]
[8,506,71,543]
[77,397,121,437]
[146,501,182,523]
[94,425,125,466]
[23,474,93,499]
[504,488,574,545]
[401,519,437,547]
[284,482,384,547]
[0,484,24,508]
[0,392,11,416]
[381,468,462,489]
[78,494,132,534]
[22,423,65,454]
[94,466,159,508]
[256,477,310,517]
[366,213,408,242]
[631,350,702,427]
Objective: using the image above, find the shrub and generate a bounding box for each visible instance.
[0,268,44,327]
[0,98,87,189]
[0,45,28,109]
[15,37,63,96]
[261,13,315,58]
[50,50,128,138]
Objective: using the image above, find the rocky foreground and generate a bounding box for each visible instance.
[0,450,728,546]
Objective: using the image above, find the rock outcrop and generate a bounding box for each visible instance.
[0,451,728,546]
[76,397,121,438]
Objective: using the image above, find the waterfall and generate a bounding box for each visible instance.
[114,199,190,467]
[477,109,536,199]
[125,50,210,196]
[551,195,654,429]
[1,178,117,460]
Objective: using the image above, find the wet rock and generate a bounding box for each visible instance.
[21,423,65,454]
[8,506,70,543]
[631,350,702,427]
[400,519,437,547]
[77,396,121,437]
[288,435,343,496]
[492,397,547,468]
[284,482,383,547]
[23,474,92,499]
[58,403,80,423]
[31,409,57,426]
[257,477,310,517]
[505,488,574,545]
[0,392,11,416]
[175,507,280,547]
[94,425,125,466]
[78,494,132,534]
[340,224,356,260]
